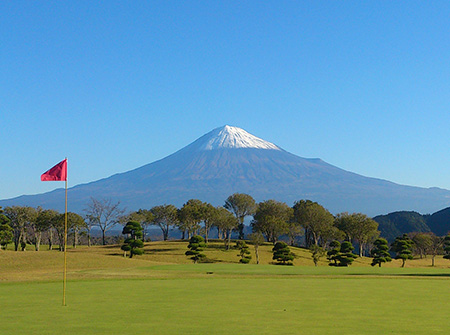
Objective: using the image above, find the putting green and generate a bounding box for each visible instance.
[1,264,449,334]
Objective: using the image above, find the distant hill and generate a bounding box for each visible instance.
[373,207,450,240]
[373,211,431,241]
[2,125,450,215]
[426,207,450,236]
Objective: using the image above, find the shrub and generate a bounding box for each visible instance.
[236,240,252,264]
[186,235,207,263]
[272,241,294,265]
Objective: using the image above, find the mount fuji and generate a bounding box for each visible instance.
[2,125,450,216]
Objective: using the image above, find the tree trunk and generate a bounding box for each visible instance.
[359,243,364,257]
[102,229,106,245]
[238,216,246,240]
[72,230,77,248]
[216,227,221,240]
[14,235,18,251]
[401,259,406,268]
[255,246,260,264]
[21,231,27,251]
[14,230,21,251]
[312,232,319,247]
[227,229,232,250]
[432,255,435,267]
[238,223,244,240]
[304,228,311,248]
[289,236,295,246]
[48,228,53,250]
[35,232,41,251]
[162,225,168,241]
[87,231,91,247]
[378,263,381,267]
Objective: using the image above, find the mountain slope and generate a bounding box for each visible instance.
[426,207,450,236]
[372,211,431,241]
[2,125,450,215]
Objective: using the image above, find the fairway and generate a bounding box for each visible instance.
[1,264,450,335]
[2,243,450,334]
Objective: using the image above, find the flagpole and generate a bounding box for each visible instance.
[63,161,68,306]
[40,158,68,306]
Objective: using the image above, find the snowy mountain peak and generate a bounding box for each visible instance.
[188,125,281,151]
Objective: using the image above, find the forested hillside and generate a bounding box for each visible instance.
[373,211,431,241]
[373,208,450,241]
[426,207,450,236]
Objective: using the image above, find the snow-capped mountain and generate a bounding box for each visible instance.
[186,125,281,151]
[2,125,450,216]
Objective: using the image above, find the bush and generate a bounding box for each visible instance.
[327,241,357,267]
[121,221,144,258]
[236,240,252,264]
[186,235,207,263]
[272,241,294,265]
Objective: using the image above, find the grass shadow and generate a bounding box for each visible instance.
[148,248,176,253]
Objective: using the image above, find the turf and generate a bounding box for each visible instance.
[2,240,447,282]
[1,271,450,334]
[1,241,450,334]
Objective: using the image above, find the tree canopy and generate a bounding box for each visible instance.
[370,238,392,267]
[272,241,294,265]
[178,199,206,239]
[4,206,38,251]
[210,207,238,249]
[185,235,207,263]
[0,218,13,250]
[224,193,256,240]
[84,198,125,245]
[391,234,414,267]
[335,212,379,256]
[150,204,178,241]
[236,240,252,264]
[293,200,336,248]
[327,241,357,267]
[121,221,144,258]
[252,199,292,243]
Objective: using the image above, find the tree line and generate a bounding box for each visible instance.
[2,193,450,268]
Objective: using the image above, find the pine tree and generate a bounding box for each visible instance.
[121,221,144,258]
[310,244,326,266]
[370,238,392,267]
[391,234,414,267]
[327,241,357,267]
[236,240,252,264]
[0,213,12,250]
[443,234,450,260]
[272,241,294,265]
[185,235,207,263]
[337,241,358,267]
[0,221,13,250]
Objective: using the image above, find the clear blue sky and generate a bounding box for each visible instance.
[1,1,450,200]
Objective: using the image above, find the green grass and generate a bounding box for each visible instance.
[1,241,450,334]
[1,270,450,334]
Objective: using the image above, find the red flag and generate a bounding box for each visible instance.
[41,159,67,181]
